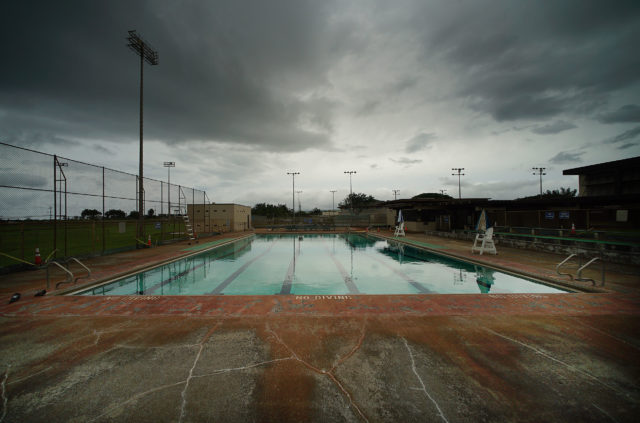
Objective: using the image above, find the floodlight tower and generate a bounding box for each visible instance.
[127,30,158,241]
[532,167,546,195]
[330,190,337,211]
[163,162,175,216]
[392,189,400,200]
[451,168,465,199]
[439,189,447,195]
[287,172,300,225]
[296,190,303,213]
[344,171,356,214]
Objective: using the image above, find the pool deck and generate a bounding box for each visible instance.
[1,230,639,422]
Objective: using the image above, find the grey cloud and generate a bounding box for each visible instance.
[597,104,640,123]
[417,0,640,122]
[549,151,585,164]
[618,143,638,150]
[0,0,347,153]
[390,158,423,165]
[405,133,436,153]
[532,120,577,135]
[604,126,640,144]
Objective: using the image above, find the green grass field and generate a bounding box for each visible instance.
[0,219,188,268]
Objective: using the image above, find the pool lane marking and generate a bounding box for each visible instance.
[323,245,360,294]
[366,252,434,293]
[280,252,296,295]
[344,235,433,294]
[144,240,252,295]
[208,243,276,294]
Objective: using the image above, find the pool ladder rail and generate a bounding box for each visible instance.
[556,253,605,286]
[46,257,92,289]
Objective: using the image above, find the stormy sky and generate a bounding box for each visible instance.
[2,0,639,211]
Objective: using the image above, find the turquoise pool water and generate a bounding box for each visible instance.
[76,234,567,296]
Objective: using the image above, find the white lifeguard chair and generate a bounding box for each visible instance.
[471,226,497,255]
[394,221,405,237]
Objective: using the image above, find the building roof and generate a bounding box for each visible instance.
[563,156,640,175]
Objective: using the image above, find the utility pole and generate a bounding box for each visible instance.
[392,189,400,200]
[532,167,546,195]
[330,190,337,211]
[451,168,465,199]
[344,170,356,214]
[163,162,175,216]
[296,191,302,213]
[127,30,158,242]
[287,172,300,225]
[439,189,447,196]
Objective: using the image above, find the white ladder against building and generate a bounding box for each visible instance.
[177,187,196,240]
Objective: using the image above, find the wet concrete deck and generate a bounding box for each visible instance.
[1,230,639,422]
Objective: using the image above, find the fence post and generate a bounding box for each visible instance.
[53,154,57,258]
[102,166,105,254]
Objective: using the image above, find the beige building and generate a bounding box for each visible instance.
[187,203,252,234]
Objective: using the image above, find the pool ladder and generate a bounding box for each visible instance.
[556,254,605,286]
[46,257,92,289]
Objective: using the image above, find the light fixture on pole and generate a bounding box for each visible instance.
[451,168,465,199]
[127,30,158,242]
[163,162,175,216]
[532,167,546,195]
[330,190,337,212]
[344,170,356,214]
[392,189,400,200]
[287,172,300,225]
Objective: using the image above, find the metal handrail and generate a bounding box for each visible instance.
[46,261,73,289]
[576,257,605,286]
[556,253,576,280]
[68,257,91,283]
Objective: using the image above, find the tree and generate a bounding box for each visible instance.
[128,210,140,219]
[311,207,323,215]
[147,208,155,217]
[338,193,378,214]
[105,209,126,219]
[412,193,453,199]
[517,187,577,200]
[81,209,102,219]
[252,203,291,219]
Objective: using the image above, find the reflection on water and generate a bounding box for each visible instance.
[475,265,496,293]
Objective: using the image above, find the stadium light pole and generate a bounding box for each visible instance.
[296,190,303,213]
[532,167,546,195]
[392,189,400,200]
[439,189,447,195]
[451,168,465,199]
[287,172,300,225]
[163,162,175,217]
[344,171,356,214]
[330,190,337,212]
[127,30,159,242]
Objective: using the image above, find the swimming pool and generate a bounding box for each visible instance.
[76,234,567,296]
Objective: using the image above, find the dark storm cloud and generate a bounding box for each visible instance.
[0,0,347,152]
[597,104,640,124]
[604,126,640,145]
[418,0,640,121]
[549,151,585,164]
[405,133,436,153]
[531,121,577,135]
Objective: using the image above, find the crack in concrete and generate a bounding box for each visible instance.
[402,338,449,423]
[485,328,633,399]
[191,357,295,379]
[179,322,222,423]
[568,317,640,352]
[1,365,11,423]
[266,323,370,423]
[7,366,52,386]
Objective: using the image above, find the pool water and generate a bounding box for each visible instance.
[76,234,567,296]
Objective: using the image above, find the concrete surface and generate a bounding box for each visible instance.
[1,230,639,422]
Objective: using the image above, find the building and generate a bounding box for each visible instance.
[563,156,640,197]
[186,203,252,234]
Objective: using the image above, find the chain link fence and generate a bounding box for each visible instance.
[0,142,209,270]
